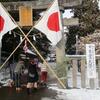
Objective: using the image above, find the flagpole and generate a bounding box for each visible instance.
[12,16,66,88]
[14,4,66,89]
[14,25,66,89]
[0,2,66,89]
[23,33,66,89]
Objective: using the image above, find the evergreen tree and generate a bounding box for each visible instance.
[66,0,100,54]
[73,0,100,35]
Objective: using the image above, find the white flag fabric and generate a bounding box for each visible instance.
[34,0,62,45]
[0,3,17,41]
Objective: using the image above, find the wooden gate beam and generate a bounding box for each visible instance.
[2,0,82,11]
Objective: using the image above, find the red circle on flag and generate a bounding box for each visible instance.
[0,16,4,32]
[47,12,60,32]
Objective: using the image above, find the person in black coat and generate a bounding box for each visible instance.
[26,59,39,94]
[14,59,25,91]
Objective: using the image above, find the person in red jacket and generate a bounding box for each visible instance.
[38,61,48,86]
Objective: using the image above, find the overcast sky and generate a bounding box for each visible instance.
[63,9,73,18]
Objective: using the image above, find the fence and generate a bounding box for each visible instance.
[66,55,100,89]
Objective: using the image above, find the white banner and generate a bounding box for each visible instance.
[86,44,96,78]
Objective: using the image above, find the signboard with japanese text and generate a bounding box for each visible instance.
[86,44,96,78]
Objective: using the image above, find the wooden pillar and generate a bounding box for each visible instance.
[56,6,67,87]
[98,59,100,88]
[56,6,65,64]
[72,59,77,88]
[56,33,65,64]
[81,59,86,88]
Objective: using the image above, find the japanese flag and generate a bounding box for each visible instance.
[34,0,62,45]
[0,3,17,41]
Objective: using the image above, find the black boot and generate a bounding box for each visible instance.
[27,88,32,95]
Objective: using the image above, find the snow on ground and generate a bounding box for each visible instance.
[1,66,100,100]
[49,83,100,100]
[67,68,99,89]
[0,68,11,86]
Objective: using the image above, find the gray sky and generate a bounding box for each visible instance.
[63,9,73,18]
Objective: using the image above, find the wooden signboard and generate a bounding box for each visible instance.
[19,6,33,26]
